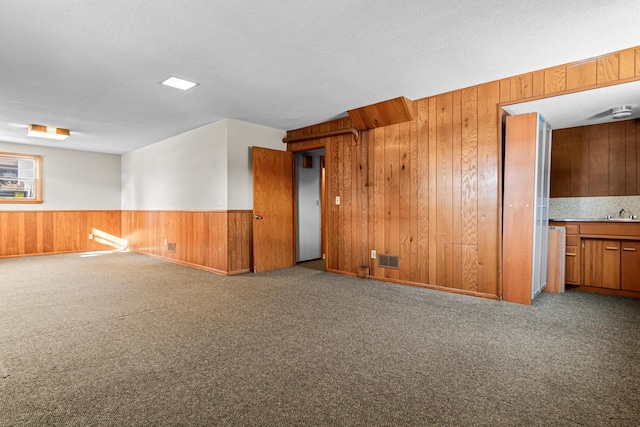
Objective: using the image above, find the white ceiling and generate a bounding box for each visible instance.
[1,1,640,154]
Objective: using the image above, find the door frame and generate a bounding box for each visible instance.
[290,143,327,267]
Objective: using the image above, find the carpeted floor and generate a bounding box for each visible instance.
[1,251,639,426]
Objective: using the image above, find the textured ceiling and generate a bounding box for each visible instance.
[1,0,639,154]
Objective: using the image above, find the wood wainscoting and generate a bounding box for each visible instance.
[120,210,252,276]
[0,210,122,257]
[285,45,640,301]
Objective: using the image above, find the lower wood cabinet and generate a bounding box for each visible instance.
[621,241,640,292]
[548,221,640,296]
[583,239,621,289]
[583,238,640,291]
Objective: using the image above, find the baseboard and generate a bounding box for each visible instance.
[130,250,229,276]
[327,268,500,301]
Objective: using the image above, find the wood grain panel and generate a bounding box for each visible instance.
[372,127,385,279]
[510,74,532,101]
[550,129,566,198]
[532,71,545,97]
[589,124,610,196]
[572,126,591,197]
[342,132,353,274]
[476,82,500,296]
[436,93,453,287]
[452,91,463,289]
[626,120,637,195]
[609,121,626,195]
[499,79,511,103]
[399,121,412,281]
[0,211,121,257]
[566,60,597,90]
[597,53,619,84]
[416,99,430,284]
[544,66,566,94]
[619,49,636,80]
[428,97,438,285]
[461,87,478,251]
[408,107,419,282]
[384,125,400,280]
[120,210,252,275]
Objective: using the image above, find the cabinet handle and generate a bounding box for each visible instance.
[605,246,618,250]
[566,253,576,257]
[623,247,637,252]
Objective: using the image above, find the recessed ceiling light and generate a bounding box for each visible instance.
[161,76,198,91]
[27,124,70,140]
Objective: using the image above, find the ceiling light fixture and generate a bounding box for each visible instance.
[611,105,632,120]
[27,124,70,140]
[161,76,198,91]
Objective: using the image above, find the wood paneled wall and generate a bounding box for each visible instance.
[551,119,639,197]
[120,210,252,276]
[287,46,640,299]
[0,210,121,257]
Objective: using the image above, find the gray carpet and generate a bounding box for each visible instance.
[1,251,639,426]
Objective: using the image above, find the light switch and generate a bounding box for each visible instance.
[335,196,341,205]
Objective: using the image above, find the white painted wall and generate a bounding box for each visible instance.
[0,141,121,211]
[296,150,323,262]
[227,119,285,210]
[121,119,285,211]
[121,121,228,210]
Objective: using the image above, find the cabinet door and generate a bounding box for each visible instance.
[565,245,581,284]
[583,239,620,289]
[621,241,640,292]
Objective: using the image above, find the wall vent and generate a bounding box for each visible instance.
[378,254,399,269]
[167,242,176,253]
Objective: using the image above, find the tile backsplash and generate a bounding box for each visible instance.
[550,196,640,219]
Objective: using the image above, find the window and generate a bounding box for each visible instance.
[0,152,42,203]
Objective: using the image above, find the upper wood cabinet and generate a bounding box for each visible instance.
[550,119,639,197]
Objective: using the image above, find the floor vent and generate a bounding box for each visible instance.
[378,255,399,269]
[167,242,176,253]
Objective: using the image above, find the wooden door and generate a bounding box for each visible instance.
[503,113,538,305]
[252,147,295,273]
[621,241,640,291]
[583,239,620,289]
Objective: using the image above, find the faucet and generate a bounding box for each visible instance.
[619,208,625,219]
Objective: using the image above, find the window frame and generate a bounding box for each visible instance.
[0,151,43,204]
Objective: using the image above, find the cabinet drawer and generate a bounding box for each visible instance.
[580,223,640,238]
[565,224,579,234]
[566,235,578,246]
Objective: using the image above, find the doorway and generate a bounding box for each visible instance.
[295,149,325,268]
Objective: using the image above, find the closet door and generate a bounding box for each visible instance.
[503,113,552,305]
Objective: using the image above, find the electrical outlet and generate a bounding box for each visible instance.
[164,238,167,246]
[88,233,93,240]
[371,249,376,259]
